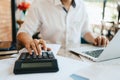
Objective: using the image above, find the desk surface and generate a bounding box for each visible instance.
[1,44,120,80]
[0,44,88,80]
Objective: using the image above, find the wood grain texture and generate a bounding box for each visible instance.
[0,0,12,48]
[0,0,12,41]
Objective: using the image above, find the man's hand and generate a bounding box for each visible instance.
[17,32,51,55]
[93,36,109,47]
[25,39,45,55]
[84,32,109,47]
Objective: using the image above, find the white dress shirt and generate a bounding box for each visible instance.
[18,0,91,47]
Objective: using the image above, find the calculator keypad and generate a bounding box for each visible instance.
[19,51,54,60]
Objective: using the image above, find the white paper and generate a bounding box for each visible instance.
[72,63,120,80]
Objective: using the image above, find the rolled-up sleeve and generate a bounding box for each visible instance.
[81,4,92,38]
[17,1,41,37]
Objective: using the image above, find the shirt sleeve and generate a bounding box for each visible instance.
[81,2,92,38]
[17,1,41,37]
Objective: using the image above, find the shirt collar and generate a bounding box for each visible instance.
[54,0,76,8]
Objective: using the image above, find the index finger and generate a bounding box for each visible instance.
[34,39,42,55]
[25,45,32,55]
[39,39,47,51]
[31,42,38,55]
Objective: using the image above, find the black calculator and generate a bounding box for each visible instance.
[14,51,59,74]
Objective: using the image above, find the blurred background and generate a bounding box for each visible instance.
[84,0,120,41]
[15,0,120,41]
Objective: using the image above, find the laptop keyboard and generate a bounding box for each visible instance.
[82,49,104,58]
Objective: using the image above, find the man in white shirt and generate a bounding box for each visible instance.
[17,0,109,55]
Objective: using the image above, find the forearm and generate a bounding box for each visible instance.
[83,32,96,44]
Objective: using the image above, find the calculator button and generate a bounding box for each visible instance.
[33,54,37,59]
[42,52,48,58]
[26,55,31,59]
[37,55,42,59]
[48,52,54,59]
[20,53,26,60]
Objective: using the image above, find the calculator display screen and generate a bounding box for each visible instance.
[21,62,53,68]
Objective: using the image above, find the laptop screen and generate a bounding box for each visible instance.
[0,0,16,50]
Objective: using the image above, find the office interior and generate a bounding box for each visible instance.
[0,0,119,47]
[16,0,120,41]
[0,0,120,80]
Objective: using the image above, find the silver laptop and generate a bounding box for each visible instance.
[70,30,120,62]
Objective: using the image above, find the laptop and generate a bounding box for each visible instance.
[0,0,17,55]
[70,30,120,62]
